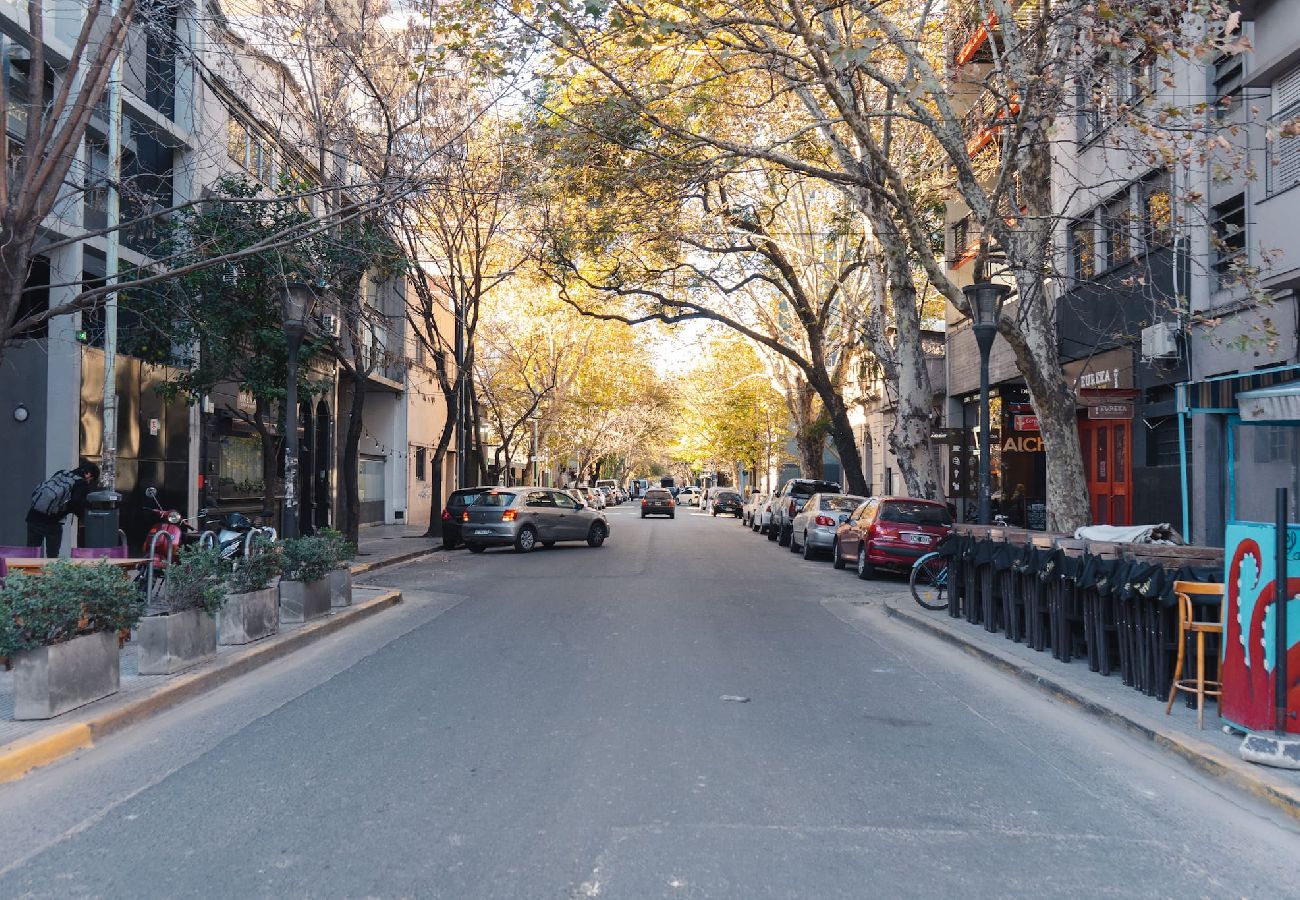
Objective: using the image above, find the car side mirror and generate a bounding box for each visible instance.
[838,513,851,524]
[575,501,585,510]
[145,486,158,498]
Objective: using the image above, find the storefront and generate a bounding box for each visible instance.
[953,385,1046,527]
[1065,349,1138,526]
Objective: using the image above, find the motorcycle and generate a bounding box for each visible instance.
[144,486,198,566]
[200,510,276,562]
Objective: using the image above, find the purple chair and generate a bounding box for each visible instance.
[0,545,40,559]
[71,546,129,559]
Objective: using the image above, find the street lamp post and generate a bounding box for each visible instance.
[529,416,539,487]
[963,282,1011,526]
[281,282,317,540]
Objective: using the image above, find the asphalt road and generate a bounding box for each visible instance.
[0,503,1297,898]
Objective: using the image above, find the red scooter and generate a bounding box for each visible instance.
[144,486,197,567]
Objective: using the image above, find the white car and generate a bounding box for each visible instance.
[576,486,605,509]
[678,486,702,507]
[742,490,768,527]
[752,494,776,534]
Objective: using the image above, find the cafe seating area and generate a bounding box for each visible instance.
[940,525,1225,718]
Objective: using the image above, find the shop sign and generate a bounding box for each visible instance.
[1088,401,1135,420]
[1001,435,1044,453]
[1063,349,1135,391]
[1013,414,1040,432]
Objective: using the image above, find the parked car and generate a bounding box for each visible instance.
[580,486,606,510]
[742,490,765,527]
[640,487,676,518]
[462,488,610,553]
[600,487,618,506]
[769,478,842,546]
[748,492,775,533]
[711,490,743,518]
[440,486,491,550]
[833,496,952,578]
[789,493,868,559]
[678,486,702,506]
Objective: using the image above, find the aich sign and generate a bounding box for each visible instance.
[1001,435,1043,453]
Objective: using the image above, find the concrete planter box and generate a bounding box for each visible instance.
[279,577,331,624]
[218,587,279,646]
[12,630,120,720]
[136,608,217,675]
[329,568,353,608]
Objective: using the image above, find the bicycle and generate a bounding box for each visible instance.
[909,551,950,611]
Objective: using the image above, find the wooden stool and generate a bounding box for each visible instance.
[1165,581,1225,729]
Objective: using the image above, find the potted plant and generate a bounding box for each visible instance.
[136,547,224,675]
[0,561,142,719]
[318,528,356,608]
[219,537,281,645]
[278,535,333,624]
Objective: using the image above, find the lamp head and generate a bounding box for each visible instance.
[963,281,1011,329]
[281,281,318,333]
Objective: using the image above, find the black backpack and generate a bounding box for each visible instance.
[31,470,78,517]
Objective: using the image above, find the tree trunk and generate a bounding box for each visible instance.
[822,389,869,497]
[885,258,943,501]
[422,400,457,539]
[340,374,367,546]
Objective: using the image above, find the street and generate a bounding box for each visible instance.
[0,506,1296,898]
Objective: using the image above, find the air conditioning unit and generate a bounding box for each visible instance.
[320,313,340,337]
[1141,322,1179,360]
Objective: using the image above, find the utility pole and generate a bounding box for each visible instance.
[99,0,124,491]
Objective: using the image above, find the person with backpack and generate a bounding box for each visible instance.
[26,462,100,557]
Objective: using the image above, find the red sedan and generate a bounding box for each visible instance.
[833,497,952,579]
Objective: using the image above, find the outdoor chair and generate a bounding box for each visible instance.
[1165,580,1226,729]
[71,545,129,559]
[0,545,40,558]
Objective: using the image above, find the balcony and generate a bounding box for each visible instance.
[961,90,1019,157]
[948,0,1040,68]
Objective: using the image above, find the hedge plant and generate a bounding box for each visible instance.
[279,535,333,583]
[226,535,282,595]
[156,547,227,616]
[0,561,143,656]
[317,528,357,570]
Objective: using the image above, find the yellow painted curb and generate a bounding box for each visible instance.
[0,724,93,784]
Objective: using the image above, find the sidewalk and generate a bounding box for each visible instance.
[353,522,441,574]
[876,595,1300,822]
[0,587,402,783]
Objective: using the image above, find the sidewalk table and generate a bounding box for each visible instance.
[3,557,150,573]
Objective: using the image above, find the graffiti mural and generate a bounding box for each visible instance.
[1222,522,1300,734]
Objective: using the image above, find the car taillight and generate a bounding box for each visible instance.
[442,509,452,521]
[815,515,836,527]
[462,511,469,522]
[874,524,899,540]
[642,499,648,506]
[502,509,518,522]
[788,500,796,515]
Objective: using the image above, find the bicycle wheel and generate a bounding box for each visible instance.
[910,552,949,611]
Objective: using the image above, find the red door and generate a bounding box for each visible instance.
[1079,416,1132,525]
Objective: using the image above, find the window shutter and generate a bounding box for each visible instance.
[1275,65,1300,114]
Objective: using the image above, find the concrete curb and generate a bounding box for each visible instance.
[881,600,1300,824]
[0,589,402,784]
[351,545,440,576]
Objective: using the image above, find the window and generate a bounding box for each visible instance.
[1102,194,1131,269]
[1141,173,1172,249]
[1268,65,1300,195]
[218,435,264,499]
[358,457,385,503]
[1213,52,1243,122]
[525,491,554,508]
[951,216,970,264]
[227,116,274,184]
[414,447,426,481]
[553,491,576,509]
[1211,193,1246,285]
[1070,218,1095,280]
[1146,417,1186,468]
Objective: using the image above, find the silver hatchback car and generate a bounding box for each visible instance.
[462,488,611,553]
[789,493,868,560]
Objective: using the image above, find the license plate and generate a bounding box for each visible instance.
[905,533,932,544]
[474,529,492,535]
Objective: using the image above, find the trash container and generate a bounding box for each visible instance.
[83,490,122,548]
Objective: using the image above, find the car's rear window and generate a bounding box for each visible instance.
[791,480,840,497]
[821,495,865,512]
[477,492,517,507]
[645,489,671,499]
[718,492,740,501]
[881,500,951,525]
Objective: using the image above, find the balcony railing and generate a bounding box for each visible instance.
[947,0,1041,68]
[961,90,1019,156]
